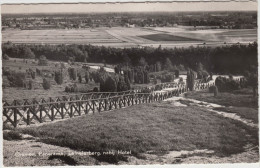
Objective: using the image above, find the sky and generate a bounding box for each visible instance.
[1,1,258,14]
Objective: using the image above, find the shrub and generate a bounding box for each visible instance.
[99,66,106,73]
[68,68,77,80]
[136,71,144,84]
[209,85,218,96]
[38,55,48,66]
[36,68,41,76]
[124,75,131,90]
[210,72,213,80]
[31,71,36,79]
[177,64,185,71]
[186,70,195,91]
[85,71,90,83]
[161,73,174,83]
[155,61,162,72]
[3,54,9,60]
[227,80,240,90]
[78,74,82,83]
[117,76,128,92]
[54,71,63,85]
[3,131,22,141]
[246,72,258,97]
[93,87,99,92]
[175,70,179,78]
[114,66,120,74]
[69,84,90,93]
[2,67,11,76]
[42,78,51,90]
[60,62,66,69]
[7,71,26,87]
[91,72,99,83]
[209,86,215,93]
[65,85,71,92]
[28,80,34,90]
[144,71,150,84]
[215,76,240,92]
[104,76,117,92]
[155,84,162,91]
[163,58,173,71]
[72,84,79,92]
[214,86,219,97]
[2,76,11,88]
[127,70,133,83]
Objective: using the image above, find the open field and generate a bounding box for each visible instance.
[2,27,257,48]
[139,33,201,42]
[15,100,258,164]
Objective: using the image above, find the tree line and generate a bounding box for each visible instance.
[2,42,257,75]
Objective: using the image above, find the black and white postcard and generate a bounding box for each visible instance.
[1,0,259,167]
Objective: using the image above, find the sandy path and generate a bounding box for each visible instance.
[164,97,258,128]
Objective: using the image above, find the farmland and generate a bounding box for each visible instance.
[2,27,257,48]
[139,33,202,41]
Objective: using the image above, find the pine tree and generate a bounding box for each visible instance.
[164,58,173,71]
[186,70,195,91]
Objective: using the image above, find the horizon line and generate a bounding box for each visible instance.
[2,10,258,15]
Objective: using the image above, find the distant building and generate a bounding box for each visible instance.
[126,23,135,28]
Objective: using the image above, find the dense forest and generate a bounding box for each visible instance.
[2,42,257,75]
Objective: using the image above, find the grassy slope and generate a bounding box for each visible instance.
[19,101,258,163]
[184,88,258,124]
